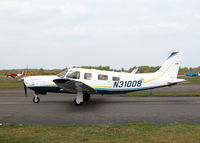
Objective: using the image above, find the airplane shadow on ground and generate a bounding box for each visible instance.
[38,97,198,104]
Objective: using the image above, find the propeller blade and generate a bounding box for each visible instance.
[24,83,27,97]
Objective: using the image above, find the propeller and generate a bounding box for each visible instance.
[23,82,27,97]
[22,66,28,97]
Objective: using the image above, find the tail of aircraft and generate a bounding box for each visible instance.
[155,52,183,78]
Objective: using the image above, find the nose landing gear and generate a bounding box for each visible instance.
[33,94,40,103]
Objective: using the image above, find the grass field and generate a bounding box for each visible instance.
[0,122,200,143]
[179,76,200,84]
[0,76,23,89]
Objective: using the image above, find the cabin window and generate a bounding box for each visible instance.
[66,71,80,79]
[112,76,120,81]
[84,73,92,80]
[98,74,108,80]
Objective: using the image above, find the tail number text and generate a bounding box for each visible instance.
[113,80,143,88]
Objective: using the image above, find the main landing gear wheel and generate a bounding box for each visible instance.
[83,94,90,102]
[33,96,40,103]
[74,98,83,106]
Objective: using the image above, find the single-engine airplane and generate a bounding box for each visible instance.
[23,52,184,105]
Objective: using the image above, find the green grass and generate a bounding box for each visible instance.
[179,76,200,84]
[0,122,200,143]
[0,76,23,89]
[122,91,200,97]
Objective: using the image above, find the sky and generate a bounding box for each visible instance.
[0,0,199,69]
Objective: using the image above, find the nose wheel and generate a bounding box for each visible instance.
[33,95,40,103]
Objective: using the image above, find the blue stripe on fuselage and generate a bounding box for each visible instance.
[93,87,151,91]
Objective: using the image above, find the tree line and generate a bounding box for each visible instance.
[77,66,200,74]
[0,66,199,75]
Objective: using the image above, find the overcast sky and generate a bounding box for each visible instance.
[0,0,199,69]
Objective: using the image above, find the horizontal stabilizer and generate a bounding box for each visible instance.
[131,66,138,74]
[166,78,185,84]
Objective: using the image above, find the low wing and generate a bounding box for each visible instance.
[53,79,96,94]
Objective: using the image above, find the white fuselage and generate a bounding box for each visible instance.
[24,68,176,94]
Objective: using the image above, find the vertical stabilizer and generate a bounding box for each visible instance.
[155,52,183,78]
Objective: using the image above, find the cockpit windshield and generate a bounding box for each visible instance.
[66,71,80,79]
[57,69,68,78]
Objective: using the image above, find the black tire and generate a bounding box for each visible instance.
[83,94,90,102]
[33,96,40,103]
[74,98,83,105]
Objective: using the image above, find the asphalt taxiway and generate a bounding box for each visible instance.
[0,85,199,125]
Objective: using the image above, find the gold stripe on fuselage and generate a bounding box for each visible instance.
[91,86,112,89]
